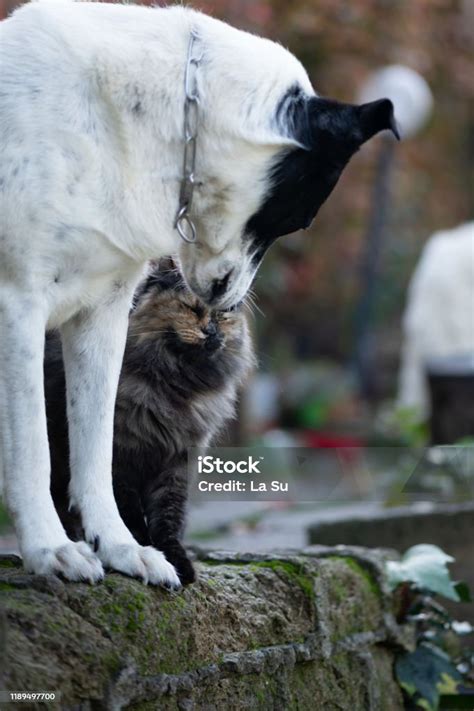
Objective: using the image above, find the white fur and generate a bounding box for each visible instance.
[0,1,313,581]
[398,222,474,416]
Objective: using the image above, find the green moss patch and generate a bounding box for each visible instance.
[0,582,16,591]
[0,557,20,569]
[249,561,315,603]
[328,556,381,598]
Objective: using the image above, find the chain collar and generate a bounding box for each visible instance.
[174,30,203,244]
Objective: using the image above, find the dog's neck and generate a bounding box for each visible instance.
[70,5,310,261]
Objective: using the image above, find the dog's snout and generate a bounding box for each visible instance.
[210,269,233,303]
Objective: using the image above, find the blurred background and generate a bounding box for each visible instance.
[0,1,473,602]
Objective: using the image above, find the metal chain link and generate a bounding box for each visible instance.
[175,31,203,244]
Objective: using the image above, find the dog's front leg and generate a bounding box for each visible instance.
[60,287,180,588]
[0,291,104,581]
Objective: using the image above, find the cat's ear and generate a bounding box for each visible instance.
[139,258,184,296]
[157,257,178,276]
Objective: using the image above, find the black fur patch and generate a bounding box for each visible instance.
[246,93,397,265]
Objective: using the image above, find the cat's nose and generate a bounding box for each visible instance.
[202,321,217,337]
[209,269,233,303]
[203,321,223,351]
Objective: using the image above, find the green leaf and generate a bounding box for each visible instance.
[437,672,460,695]
[451,620,473,635]
[396,644,463,711]
[386,545,460,601]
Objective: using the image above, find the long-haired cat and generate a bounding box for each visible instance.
[45,260,254,584]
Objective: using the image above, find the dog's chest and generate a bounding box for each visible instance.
[45,246,141,329]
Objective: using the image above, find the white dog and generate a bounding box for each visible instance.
[0,1,397,584]
[398,221,474,417]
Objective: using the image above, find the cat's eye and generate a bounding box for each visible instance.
[188,303,205,318]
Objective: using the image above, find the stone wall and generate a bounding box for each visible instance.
[0,547,413,710]
[307,502,474,625]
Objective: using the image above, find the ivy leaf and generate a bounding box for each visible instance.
[396,643,463,711]
[451,620,473,635]
[386,545,460,601]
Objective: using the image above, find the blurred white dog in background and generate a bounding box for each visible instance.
[398,221,474,416]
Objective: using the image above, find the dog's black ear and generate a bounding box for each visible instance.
[244,94,400,252]
[357,98,400,142]
[306,96,399,150]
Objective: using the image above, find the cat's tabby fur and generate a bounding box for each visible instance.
[45,260,254,584]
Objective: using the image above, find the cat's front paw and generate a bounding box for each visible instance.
[23,541,104,583]
[161,543,196,585]
[97,541,181,589]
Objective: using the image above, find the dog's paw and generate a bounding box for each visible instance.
[98,543,181,589]
[23,541,104,583]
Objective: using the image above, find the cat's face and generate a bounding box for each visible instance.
[131,270,246,357]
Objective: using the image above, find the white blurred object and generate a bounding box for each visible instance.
[398,222,474,416]
[358,65,433,138]
[261,429,299,448]
[245,373,280,427]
